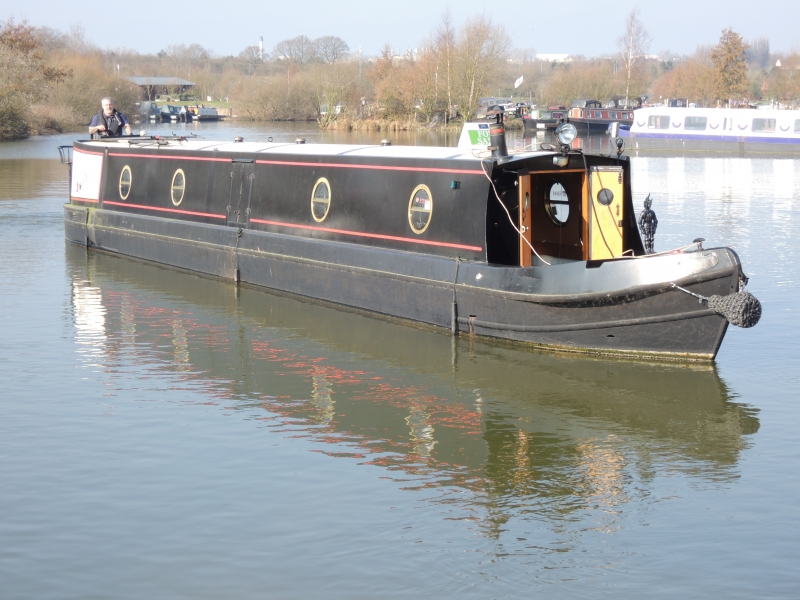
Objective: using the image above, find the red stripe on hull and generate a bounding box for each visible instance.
[103,200,227,219]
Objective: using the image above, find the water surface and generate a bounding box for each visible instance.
[0,124,798,598]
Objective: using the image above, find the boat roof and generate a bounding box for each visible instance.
[634,106,800,119]
[76,138,555,162]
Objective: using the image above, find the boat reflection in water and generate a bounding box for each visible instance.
[67,245,758,536]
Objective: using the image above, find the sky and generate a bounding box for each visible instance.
[2,0,799,59]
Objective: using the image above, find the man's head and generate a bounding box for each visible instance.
[101,97,114,116]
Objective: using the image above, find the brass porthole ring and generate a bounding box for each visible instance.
[311,177,331,223]
[171,169,186,206]
[119,165,132,200]
[408,184,432,234]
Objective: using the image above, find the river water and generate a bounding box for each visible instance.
[1,122,798,598]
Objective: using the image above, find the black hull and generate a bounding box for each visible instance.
[523,118,558,131]
[571,118,633,132]
[65,203,738,360]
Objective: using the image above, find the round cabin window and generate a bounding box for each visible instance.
[408,184,432,234]
[311,177,331,222]
[545,182,570,226]
[597,188,614,206]
[119,165,132,200]
[171,169,185,206]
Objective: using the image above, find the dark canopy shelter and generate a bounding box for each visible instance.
[126,77,195,101]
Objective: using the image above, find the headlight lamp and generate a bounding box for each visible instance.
[554,122,577,145]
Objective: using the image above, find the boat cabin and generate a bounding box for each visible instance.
[570,99,602,109]
[458,123,640,266]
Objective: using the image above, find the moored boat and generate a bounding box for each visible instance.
[523,106,568,131]
[160,105,193,122]
[189,106,222,121]
[60,120,760,360]
[569,98,635,132]
[622,106,800,154]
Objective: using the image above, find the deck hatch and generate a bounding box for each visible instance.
[227,161,254,227]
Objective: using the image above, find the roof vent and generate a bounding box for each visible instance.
[381,139,392,146]
[234,136,243,143]
[296,138,306,144]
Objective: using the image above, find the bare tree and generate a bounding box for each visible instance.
[238,45,262,75]
[453,16,511,120]
[314,36,349,64]
[617,8,650,107]
[273,35,317,66]
[167,43,214,79]
[435,10,456,120]
[747,37,770,70]
[67,23,95,54]
[1,18,73,139]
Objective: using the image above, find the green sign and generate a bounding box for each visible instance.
[468,129,491,146]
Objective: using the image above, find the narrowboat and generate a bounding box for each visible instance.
[61,120,760,361]
[189,106,222,121]
[622,106,800,154]
[160,105,193,122]
[523,106,568,131]
[569,99,635,132]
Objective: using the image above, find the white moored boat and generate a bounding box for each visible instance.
[622,106,800,154]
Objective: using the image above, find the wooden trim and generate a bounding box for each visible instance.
[524,169,585,175]
[582,172,589,260]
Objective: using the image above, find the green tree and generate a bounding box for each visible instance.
[711,28,749,105]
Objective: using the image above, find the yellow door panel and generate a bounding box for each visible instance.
[589,166,624,259]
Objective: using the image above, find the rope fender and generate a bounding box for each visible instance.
[671,283,762,328]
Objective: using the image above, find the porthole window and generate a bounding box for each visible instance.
[597,188,614,206]
[171,169,185,206]
[408,184,432,234]
[119,165,132,200]
[311,177,331,222]
[545,182,570,226]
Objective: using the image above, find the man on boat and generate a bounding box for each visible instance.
[89,97,131,137]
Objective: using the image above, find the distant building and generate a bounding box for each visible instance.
[126,77,195,101]
[536,54,572,64]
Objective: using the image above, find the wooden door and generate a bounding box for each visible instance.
[518,174,532,266]
[589,166,624,259]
